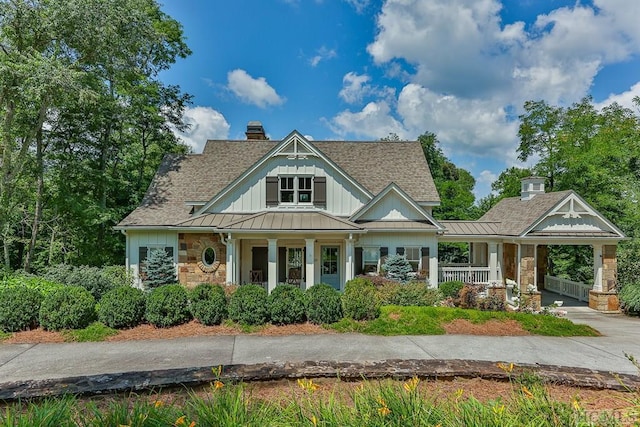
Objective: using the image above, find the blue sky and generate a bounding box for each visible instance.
[159,0,640,199]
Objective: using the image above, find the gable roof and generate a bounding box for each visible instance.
[117,137,439,228]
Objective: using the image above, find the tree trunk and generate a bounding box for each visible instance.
[24,126,45,272]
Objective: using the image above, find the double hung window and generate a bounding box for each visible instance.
[280,176,313,204]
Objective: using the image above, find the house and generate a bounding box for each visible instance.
[115,122,625,311]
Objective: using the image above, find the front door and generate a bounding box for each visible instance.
[321,246,340,290]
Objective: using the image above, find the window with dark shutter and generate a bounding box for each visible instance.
[355,247,363,275]
[139,246,148,262]
[266,176,278,207]
[396,247,405,256]
[380,247,388,257]
[165,247,174,258]
[313,176,326,208]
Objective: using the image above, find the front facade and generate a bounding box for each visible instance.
[116,124,625,310]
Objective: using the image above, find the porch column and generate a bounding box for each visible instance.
[593,244,603,292]
[305,238,315,290]
[488,242,498,281]
[345,235,354,283]
[267,238,278,293]
[226,238,236,284]
[429,244,438,288]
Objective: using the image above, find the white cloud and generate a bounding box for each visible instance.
[595,82,640,111]
[344,0,370,14]
[309,46,337,67]
[339,72,372,104]
[171,106,230,153]
[227,69,285,108]
[328,101,407,139]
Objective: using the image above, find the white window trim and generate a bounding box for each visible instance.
[362,246,380,273]
[279,175,313,205]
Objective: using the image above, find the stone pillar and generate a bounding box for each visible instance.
[488,242,498,281]
[305,238,315,291]
[225,238,236,284]
[603,245,617,292]
[589,244,619,312]
[344,236,354,285]
[267,238,278,293]
[519,244,535,294]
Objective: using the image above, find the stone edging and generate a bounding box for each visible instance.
[1,359,638,400]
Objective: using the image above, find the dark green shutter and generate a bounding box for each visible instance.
[396,247,405,255]
[355,247,363,275]
[139,246,148,262]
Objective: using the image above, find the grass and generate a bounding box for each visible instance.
[0,331,10,341]
[329,306,600,336]
[61,321,118,342]
[0,374,636,426]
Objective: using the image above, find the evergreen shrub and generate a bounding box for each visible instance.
[391,282,442,306]
[190,283,227,326]
[98,286,146,329]
[439,281,465,299]
[0,286,43,332]
[145,284,191,327]
[42,264,120,300]
[39,286,97,331]
[342,277,380,320]
[620,283,640,315]
[228,285,269,325]
[144,249,176,289]
[382,254,413,284]
[305,283,343,324]
[268,285,306,325]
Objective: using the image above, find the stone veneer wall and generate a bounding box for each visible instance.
[177,233,227,287]
[602,245,617,292]
[519,244,535,293]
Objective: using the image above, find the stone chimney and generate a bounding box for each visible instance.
[245,121,267,140]
[521,177,546,200]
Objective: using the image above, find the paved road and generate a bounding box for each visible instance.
[0,302,639,398]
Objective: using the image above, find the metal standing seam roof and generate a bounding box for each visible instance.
[217,211,364,231]
[439,221,501,236]
[117,138,441,228]
[355,220,438,230]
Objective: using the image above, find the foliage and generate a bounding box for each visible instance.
[619,284,640,315]
[228,284,269,326]
[305,283,343,324]
[477,294,507,312]
[190,283,228,326]
[382,254,413,284]
[618,239,640,290]
[145,284,191,328]
[458,284,480,309]
[342,277,380,321]
[97,286,146,329]
[62,321,118,342]
[42,264,121,300]
[144,249,176,289]
[391,282,442,306]
[547,245,593,284]
[0,273,65,296]
[39,286,97,331]
[439,280,465,298]
[267,284,306,325]
[0,285,43,332]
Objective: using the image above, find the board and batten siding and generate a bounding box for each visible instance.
[127,231,178,287]
[357,192,426,221]
[209,156,369,216]
[533,215,613,233]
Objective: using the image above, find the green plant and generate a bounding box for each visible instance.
[39,286,97,331]
[619,283,640,314]
[268,284,306,325]
[439,280,465,298]
[145,284,192,327]
[42,264,120,300]
[228,284,269,325]
[478,294,507,311]
[458,284,480,309]
[0,285,43,332]
[62,321,118,342]
[342,277,380,321]
[98,286,146,329]
[190,283,228,326]
[382,254,413,284]
[144,249,176,289]
[391,282,442,306]
[305,283,343,324]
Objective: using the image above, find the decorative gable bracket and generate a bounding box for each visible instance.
[273,135,315,159]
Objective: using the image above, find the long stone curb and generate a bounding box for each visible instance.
[1,359,639,400]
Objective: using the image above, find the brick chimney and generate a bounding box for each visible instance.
[521,177,546,200]
[245,121,267,140]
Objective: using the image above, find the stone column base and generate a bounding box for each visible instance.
[487,286,506,301]
[521,291,541,312]
[589,290,620,313]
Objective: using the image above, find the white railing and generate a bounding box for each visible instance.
[438,266,490,284]
[544,275,591,302]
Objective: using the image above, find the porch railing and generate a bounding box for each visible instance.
[438,266,490,284]
[544,275,591,302]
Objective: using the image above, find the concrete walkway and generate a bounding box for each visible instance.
[1,304,639,398]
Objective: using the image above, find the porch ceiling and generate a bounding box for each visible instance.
[218,211,364,232]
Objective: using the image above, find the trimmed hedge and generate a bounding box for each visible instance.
[98,286,146,329]
[39,286,97,331]
[268,285,306,325]
[228,285,269,325]
[190,284,227,326]
[342,277,380,321]
[145,285,192,328]
[0,285,43,332]
[305,283,343,324]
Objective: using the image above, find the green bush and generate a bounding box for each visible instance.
[42,264,120,300]
[39,287,97,331]
[190,283,227,326]
[439,281,465,299]
[391,282,442,306]
[0,286,43,332]
[620,283,640,314]
[342,277,380,321]
[478,294,507,312]
[305,283,343,324]
[98,286,146,329]
[268,285,306,325]
[144,249,176,289]
[382,254,413,284]
[375,281,401,305]
[1,273,65,296]
[145,285,192,327]
[228,285,269,325]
